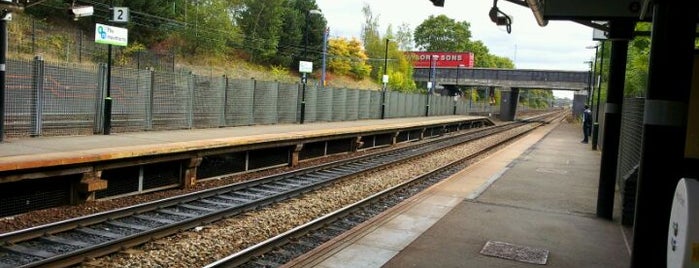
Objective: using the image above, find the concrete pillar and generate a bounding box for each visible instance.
[74,170,107,203]
[631,1,697,267]
[595,20,634,220]
[183,157,203,188]
[498,88,519,121]
[351,136,364,152]
[289,144,304,167]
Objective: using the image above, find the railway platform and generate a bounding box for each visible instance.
[0,115,492,217]
[286,118,632,267]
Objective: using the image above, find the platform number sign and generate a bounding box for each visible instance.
[112,7,129,23]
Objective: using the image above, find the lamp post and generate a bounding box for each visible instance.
[586,44,599,107]
[453,64,464,115]
[320,27,328,88]
[299,9,322,124]
[0,8,7,142]
[584,60,593,107]
[591,41,605,150]
[425,55,437,117]
[380,38,389,119]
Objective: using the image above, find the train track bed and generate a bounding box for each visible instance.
[0,112,561,268]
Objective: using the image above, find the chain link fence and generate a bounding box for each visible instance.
[3,56,489,139]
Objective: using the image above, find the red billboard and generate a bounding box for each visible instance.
[407,51,475,68]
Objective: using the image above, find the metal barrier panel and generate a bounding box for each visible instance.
[278,82,299,124]
[440,95,451,115]
[254,80,278,125]
[617,97,645,225]
[358,89,371,119]
[316,87,332,122]
[151,71,189,130]
[346,88,359,121]
[304,84,318,123]
[456,100,468,115]
[617,98,645,184]
[387,91,399,118]
[406,93,417,117]
[5,58,34,138]
[400,93,410,118]
[41,61,99,136]
[191,75,225,128]
[110,67,151,132]
[228,79,254,126]
[418,94,427,117]
[332,88,347,121]
[369,91,381,119]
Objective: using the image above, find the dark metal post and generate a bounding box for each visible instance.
[631,2,697,267]
[425,55,436,117]
[0,14,7,142]
[320,27,328,88]
[380,38,388,119]
[103,44,112,134]
[591,41,604,150]
[589,45,598,107]
[585,60,593,104]
[300,11,310,124]
[454,64,462,115]
[31,18,35,54]
[595,20,633,220]
[299,9,321,124]
[31,56,44,137]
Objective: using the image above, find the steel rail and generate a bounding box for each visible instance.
[0,111,561,268]
[204,114,557,267]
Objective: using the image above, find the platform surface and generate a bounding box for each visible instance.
[0,115,484,171]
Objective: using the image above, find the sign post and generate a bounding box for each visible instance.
[299,61,313,124]
[95,10,128,135]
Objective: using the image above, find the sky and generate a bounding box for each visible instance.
[315,0,598,99]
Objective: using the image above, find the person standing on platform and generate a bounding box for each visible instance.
[581,105,592,143]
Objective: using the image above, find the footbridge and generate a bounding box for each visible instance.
[413,67,591,91]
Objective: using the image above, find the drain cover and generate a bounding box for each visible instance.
[479,240,549,265]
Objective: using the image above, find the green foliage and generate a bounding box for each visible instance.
[360,4,415,91]
[395,23,413,51]
[174,0,239,56]
[327,37,371,80]
[120,0,190,45]
[350,61,371,80]
[237,0,285,62]
[624,22,650,97]
[236,0,326,68]
[270,65,290,80]
[116,42,148,66]
[413,15,472,52]
[520,89,554,108]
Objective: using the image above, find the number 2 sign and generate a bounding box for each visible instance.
[112,7,129,23]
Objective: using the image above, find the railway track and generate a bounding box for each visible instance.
[204,112,563,267]
[0,112,561,268]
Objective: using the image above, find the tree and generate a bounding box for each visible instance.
[327,37,371,80]
[359,4,415,91]
[177,0,239,56]
[395,23,413,51]
[413,15,472,52]
[237,0,285,63]
[624,22,651,97]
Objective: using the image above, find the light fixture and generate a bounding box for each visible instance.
[489,0,512,34]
